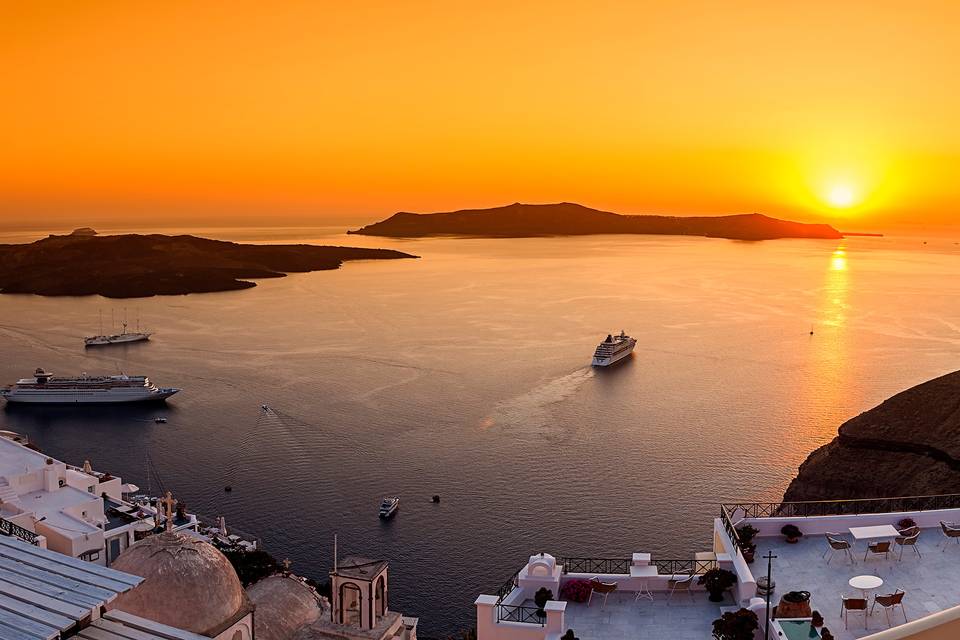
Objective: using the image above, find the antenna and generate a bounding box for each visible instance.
[334,533,338,574]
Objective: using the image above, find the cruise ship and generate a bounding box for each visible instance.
[0,369,180,404]
[591,330,637,366]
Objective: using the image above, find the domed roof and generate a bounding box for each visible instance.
[109,532,252,636]
[247,575,322,640]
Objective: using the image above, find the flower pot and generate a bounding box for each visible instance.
[786,536,800,544]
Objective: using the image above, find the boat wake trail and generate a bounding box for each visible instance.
[485,367,594,439]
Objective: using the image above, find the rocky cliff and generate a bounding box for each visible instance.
[783,370,960,501]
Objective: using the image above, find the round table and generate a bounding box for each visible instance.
[849,575,883,599]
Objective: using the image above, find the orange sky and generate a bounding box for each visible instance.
[2,1,959,231]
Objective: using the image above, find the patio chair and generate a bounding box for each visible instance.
[864,540,891,563]
[939,521,960,550]
[895,531,922,561]
[841,595,868,629]
[898,525,920,538]
[666,574,695,605]
[872,590,907,627]
[823,532,855,565]
[587,578,618,609]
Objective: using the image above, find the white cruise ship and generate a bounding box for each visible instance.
[591,330,637,366]
[0,369,180,404]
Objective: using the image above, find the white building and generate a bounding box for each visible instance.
[0,431,197,565]
[476,497,960,640]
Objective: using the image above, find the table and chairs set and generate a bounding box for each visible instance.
[826,521,960,629]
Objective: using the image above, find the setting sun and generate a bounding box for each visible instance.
[827,185,857,209]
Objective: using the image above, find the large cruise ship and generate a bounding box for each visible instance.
[0,369,180,404]
[591,330,637,366]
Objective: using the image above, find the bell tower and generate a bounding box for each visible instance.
[330,556,389,630]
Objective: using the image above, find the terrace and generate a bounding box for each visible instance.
[475,495,960,640]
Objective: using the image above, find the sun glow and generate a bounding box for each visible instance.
[827,185,857,208]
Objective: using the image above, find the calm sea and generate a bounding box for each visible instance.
[1,227,958,635]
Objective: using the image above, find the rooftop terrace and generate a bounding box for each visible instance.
[476,496,960,640]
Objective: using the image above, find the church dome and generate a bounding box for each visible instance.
[109,532,253,636]
[247,575,322,640]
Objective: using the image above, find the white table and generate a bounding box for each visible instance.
[631,565,657,602]
[849,525,900,541]
[849,574,883,602]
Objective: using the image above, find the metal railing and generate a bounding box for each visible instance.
[497,604,545,625]
[653,558,717,576]
[495,569,520,603]
[721,504,743,551]
[0,516,40,545]
[723,493,960,521]
[557,557,631,575]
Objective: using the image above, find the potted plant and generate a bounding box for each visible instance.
[559,579,592,603]
[736,524,759,563]
[698,568,737,602]
[561,631,579,640]
[781,524,803,543]
[711,608,758,640]
[811,610,824,628]
[534,587,554,618]
[897,517,917,533]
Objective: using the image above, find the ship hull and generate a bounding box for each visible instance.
[84,333,151,347]
[1,388,179,404]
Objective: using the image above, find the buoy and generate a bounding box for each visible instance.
[224,485,232,492]
[432,495,440,503]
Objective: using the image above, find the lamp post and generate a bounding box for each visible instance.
[764,550,777,640]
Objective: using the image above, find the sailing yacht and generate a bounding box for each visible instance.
[84,310,152,347]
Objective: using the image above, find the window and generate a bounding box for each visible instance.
[88,486,95,493]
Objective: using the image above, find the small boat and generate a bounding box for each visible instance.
[154,417,167,423]
[378,497,399,519]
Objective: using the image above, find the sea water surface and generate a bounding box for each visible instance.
[0,228,958,635]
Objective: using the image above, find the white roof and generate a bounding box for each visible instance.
[0,437,50,479]
[20,487,102,536]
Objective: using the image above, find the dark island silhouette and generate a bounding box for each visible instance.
[784,369,960,501]
[0,232,417,298]
[349,202,843,241]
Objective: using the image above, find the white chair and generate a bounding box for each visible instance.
[939,521,960,550]
[666,574,695,605]
[895,532,921,561]
[823,532,855,565]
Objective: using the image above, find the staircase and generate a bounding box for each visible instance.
[0,477,23,512]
